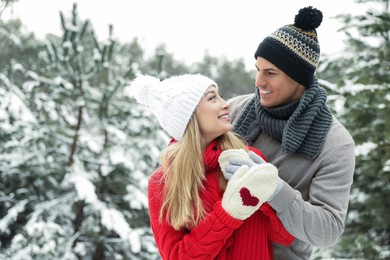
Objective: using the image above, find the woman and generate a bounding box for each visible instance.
[128,74,294,259]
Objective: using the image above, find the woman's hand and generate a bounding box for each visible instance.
[221,161,278,220]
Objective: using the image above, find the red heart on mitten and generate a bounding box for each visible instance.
[240,187,259,207]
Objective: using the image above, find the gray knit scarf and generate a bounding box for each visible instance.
[233,78,332,160]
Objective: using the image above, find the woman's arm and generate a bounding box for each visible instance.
[148,171,243,259]
[260,203,295,246]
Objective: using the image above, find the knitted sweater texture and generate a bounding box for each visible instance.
[148,141,294,259]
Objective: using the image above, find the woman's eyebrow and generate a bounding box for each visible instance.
[203,88,217,97]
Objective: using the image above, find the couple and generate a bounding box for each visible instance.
[128,6,355,260]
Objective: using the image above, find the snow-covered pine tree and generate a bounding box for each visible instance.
[316,0,390,259]
[0,3,167,259]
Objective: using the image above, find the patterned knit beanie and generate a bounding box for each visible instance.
[127,74,217,141]
[254,6,323,87]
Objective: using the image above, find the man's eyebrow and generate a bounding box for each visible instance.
[264,67,277,72]
[255,65,277,71]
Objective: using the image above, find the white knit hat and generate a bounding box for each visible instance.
[127,74,217,141]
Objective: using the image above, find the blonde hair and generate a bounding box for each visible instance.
[159,112,247,230]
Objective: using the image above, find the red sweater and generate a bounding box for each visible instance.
[148,141,294,259]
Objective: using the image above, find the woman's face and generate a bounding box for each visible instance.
[255,57,305,108]
[196,85,232,145]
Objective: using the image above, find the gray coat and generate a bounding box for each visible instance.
[229,94,355,260]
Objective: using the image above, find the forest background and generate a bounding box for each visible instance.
[0,0,389,259]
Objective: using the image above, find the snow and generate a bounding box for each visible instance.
[23,80,40,92]
[125,182,148,209]
[0,27,21,45]
[63,40,72,49]
[384,159,390,172]
[343,81,385,95]
[101,208,141,253]
[0,200,28,233]
[66,158,147,254]
[0,77,36,124]
[355,142,377,157]
[68,159,99,204]
[106,124,127,141]
[79,128,104,154]
[109,148,135,169]
[385,93,390,102]
[93,48,102,61]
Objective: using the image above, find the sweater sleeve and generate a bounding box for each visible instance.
[259,203,295,246]
[148,170,243,259]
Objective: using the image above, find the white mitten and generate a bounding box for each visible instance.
[221,163,278,220]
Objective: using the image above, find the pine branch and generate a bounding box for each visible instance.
[67,105,83,167]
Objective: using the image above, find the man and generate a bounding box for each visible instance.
[228,6,355,260]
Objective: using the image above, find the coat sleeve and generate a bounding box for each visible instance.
[268,139,355,247]
[148,170,243,259]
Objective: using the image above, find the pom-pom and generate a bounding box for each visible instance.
[127,74,160,105]
[294,6,323,30]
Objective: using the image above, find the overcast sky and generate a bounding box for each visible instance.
[5,0,363,68]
